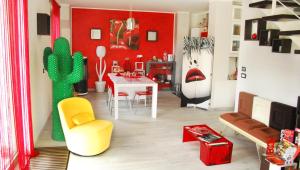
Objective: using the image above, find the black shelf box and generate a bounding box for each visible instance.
[37,13,50,35]
[272,39,292,53]
[295,50,300,54]
[244,19,266,41]
[259,29,280,46]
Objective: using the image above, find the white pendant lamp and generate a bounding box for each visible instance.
[126,18,135,30]
[126,6,135,30]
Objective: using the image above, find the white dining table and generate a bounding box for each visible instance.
[108,73,158,120]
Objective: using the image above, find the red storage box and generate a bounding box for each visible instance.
[183,124,233,166]
[200,140,233,165]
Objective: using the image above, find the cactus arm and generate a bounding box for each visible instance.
[43,47,52,71]
[67,52,83,84]
[48,54,61,81]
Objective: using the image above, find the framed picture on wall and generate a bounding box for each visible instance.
[231,38,240,53]
[147,30,158,42]
[232,6,241,21]
[232,22,241,36]
[110,19,140,50]
[91,28,101,40]
[227,57,238,80]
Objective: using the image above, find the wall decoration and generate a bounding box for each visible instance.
[110,19,140,50]
[227,57,238,80]
[232,23,241,36]
[91,28,101,40]
[232,6,241,21]
[147,30,158,42]
[181,36,214,109]
[199,13,209,37]
[231,38,240,53]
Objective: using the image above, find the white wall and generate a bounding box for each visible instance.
[28,0,52,142]
[60,4,71,42]
[209,0,237,108]
[174,12,190,84]
[235,0,300,109]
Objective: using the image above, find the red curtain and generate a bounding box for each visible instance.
[51,0,60,47]
[0,0,35,169]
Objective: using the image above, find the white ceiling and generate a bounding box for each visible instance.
[62,0,209,13]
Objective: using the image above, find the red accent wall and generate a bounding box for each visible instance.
[72,8,174,88]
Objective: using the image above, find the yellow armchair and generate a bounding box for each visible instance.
[58,97,113,156]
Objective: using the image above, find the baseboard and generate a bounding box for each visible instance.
[88,88,96,92]
[209,107,234,112]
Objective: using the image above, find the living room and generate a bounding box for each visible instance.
[1,0,300,170]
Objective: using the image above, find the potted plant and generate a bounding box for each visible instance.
[95,46,107,92]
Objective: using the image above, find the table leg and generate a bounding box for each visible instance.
[114,85,119,120]
[151,84,158,118]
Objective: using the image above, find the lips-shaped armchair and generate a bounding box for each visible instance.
[58,97,113,156]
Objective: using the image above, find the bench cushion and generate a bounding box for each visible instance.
[252,97,272,126]
[249,127,280,143]
[238,92,256,117]
[220,113,250,123]
[234,119,267,131]
[269,102,296,131]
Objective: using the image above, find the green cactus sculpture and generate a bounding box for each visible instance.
[43,37,83,141]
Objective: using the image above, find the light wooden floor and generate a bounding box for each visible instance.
[37,91,260,170]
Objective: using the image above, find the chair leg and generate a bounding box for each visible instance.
[106,91,109,106]
[110,102,113,115]
[126,96,132,111]
[108,90,112,108]
[132,94,136,108]
[132,94,138,115]
[109,96,113,115]
[107,91,111,107]
[129,98,132,111]
[108,94,111,110]
[144,95,147,107]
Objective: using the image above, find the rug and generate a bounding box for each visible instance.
[30,147,70,170]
